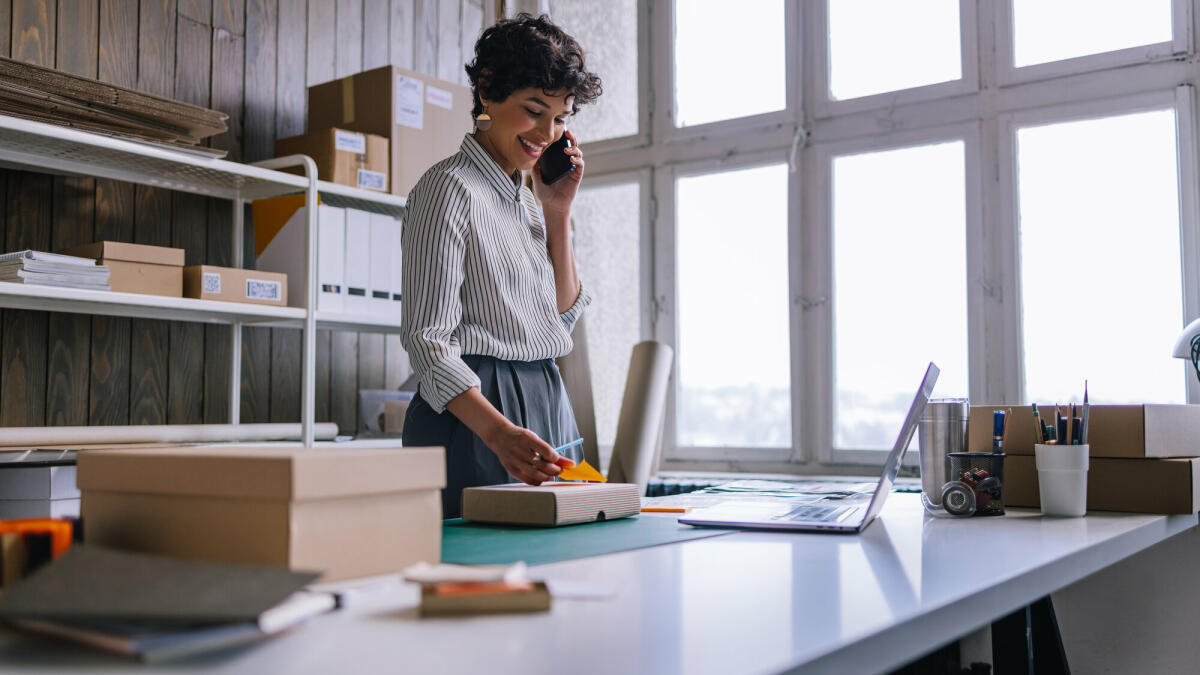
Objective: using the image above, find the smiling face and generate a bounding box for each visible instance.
[475,87,574,176]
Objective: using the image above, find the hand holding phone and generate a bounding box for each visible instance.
[538,134,576,185]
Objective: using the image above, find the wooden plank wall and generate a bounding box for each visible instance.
[0,0,489,434]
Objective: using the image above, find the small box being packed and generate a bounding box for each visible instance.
[462,482,641,527]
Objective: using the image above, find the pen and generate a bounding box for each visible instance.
[1032,404,1044,444]
[993,409,1006,454]
[551,438,585,455]
[1080,381,1090,445]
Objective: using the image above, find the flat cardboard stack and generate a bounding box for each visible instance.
[969,405,1200,513]
[78,445,446,582]
[0,56,227,155]
[274,128,389,192]
[307,66,472,196]
[65,241,183,297]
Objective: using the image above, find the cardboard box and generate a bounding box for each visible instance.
[969,404,1200,458]
[183,265,288,306]
[462,483,641,527]
[274,128,389,192]
[78,445,446,582]
[307,66,472,196]
[65,241,184,297]
[1004,453,1200,514]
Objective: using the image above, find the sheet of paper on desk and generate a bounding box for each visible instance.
[641,479,877,510]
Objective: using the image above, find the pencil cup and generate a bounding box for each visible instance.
[1035,444,1088,517]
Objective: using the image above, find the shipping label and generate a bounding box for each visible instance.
[334,130,367,154]
[357,169,387,191]
[426,85,453,110]
[246,278,282,301]
[203,272,220,294]
[396,75,424,129]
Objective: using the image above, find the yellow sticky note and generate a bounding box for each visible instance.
[558,460,606,482]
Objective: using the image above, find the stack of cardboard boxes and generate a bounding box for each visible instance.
[274,65,472,197]
[255,66,472,317]
[66,240,288,307]
[969,404,1200,513]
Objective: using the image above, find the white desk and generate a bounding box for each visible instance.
[0,494,1194,674]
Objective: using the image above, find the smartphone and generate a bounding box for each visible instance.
[538,134,576,185]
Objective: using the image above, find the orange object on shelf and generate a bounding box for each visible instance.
[0,518,73,557]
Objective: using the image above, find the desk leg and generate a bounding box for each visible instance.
[992,596,1070,675]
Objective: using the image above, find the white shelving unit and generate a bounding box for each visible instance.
[0,114,405,447]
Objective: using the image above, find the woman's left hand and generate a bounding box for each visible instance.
[532,129,584,222]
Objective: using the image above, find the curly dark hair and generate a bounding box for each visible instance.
[465,13,602,117]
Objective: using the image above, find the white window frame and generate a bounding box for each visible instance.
[574,0,1200,473]
[553,0,652,155]
[651,0,801,145]
[996,88,1200,405]
[812,0,980,119]
[994,0,1191,86]
[655,150,801,467]
[812,123,984,467]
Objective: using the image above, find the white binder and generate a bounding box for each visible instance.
[390,217,404,317]
[368,213,395,314]
[343,208,371,314]
[255,205,345,312]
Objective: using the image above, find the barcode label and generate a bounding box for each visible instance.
[203,272,220,294]
[357,169,386,191]
[246,279,281,301]
[334,130,367,154]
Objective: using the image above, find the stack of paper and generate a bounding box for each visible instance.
[0,57,228,156]
[0,250,110,291]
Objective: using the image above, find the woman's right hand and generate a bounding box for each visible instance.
[484,423,574,485]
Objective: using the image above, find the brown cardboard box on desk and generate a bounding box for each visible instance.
[64,241,184,297]
[969,404,1200,458]
[183,265,288,306]
[307,66,472,196]
[78,445,445,581]
[274,128,389,192]
[1005,454,1200,514]
[462,483,641,527]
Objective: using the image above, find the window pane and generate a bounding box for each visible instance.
[833,142,968,450]
[677,165,790,447]
[674,0,785,127]
[572,181,642,467]
[1013,0,1173,68]
[828,0,961,101]
[547,0,639,142]
[1017,110,1184,404]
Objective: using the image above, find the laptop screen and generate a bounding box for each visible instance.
[859,362,940,525]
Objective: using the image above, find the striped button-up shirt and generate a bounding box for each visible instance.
[401,134,592,413]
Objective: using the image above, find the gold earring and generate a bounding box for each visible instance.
[474,111,492,132]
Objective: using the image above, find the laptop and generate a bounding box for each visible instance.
[679,362,939,534]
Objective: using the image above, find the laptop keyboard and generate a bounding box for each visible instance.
[776,504,855,523]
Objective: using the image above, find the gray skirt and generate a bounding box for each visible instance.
[402,355,583,519]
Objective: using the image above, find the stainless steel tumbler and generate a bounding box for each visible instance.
[918,398,969,507]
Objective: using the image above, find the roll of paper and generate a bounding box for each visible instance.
[0,423,339,447]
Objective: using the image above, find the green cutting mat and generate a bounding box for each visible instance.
[441,516,735,566]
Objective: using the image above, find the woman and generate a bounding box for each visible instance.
[401,14,603,518]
